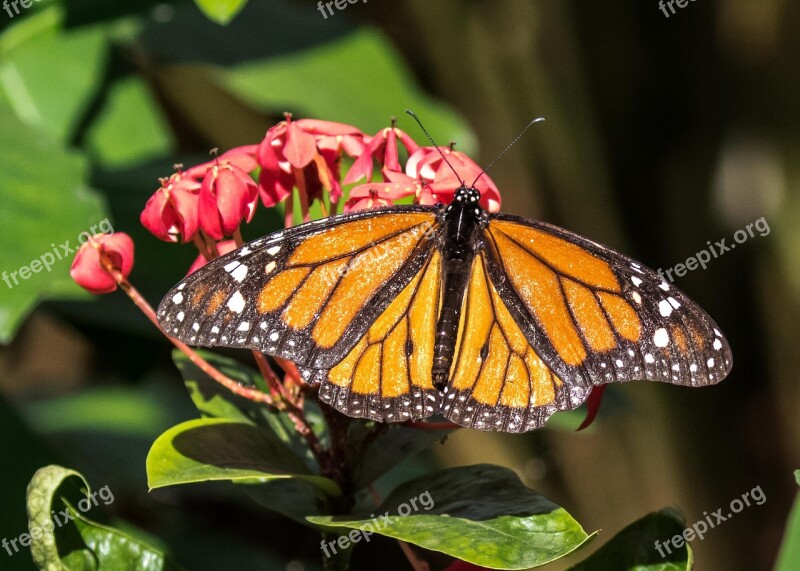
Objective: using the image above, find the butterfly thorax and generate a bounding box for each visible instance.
[432,186,487,389]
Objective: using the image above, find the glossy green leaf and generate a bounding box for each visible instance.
[223,27,475,153]
[347,421,453,490]
[26,465,180,571]
[193,0,249,25]
[146,418,340,496]
[568,508,691,571]
[308,464,593,569]
[775,470,800,571]
[0,101,107,344]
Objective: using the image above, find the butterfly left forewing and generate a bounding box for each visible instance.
[482,215,732,389]
[157,207,439,369]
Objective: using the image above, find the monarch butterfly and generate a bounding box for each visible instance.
[157,185,732,432]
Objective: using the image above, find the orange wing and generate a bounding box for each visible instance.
[158,207,439,370]
[481,215,732,390]
[443,253,592,431]
[308,250,443,422]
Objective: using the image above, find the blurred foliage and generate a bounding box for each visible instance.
[775,471,800,570]
[0,0,797,569]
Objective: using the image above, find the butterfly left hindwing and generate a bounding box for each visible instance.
[307,248,443,422]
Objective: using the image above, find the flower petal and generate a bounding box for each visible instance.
[284,122,317,169]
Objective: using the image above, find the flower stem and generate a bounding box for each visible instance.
[404,421,460,431]
[97,249,327,469]
[293,167,311,223]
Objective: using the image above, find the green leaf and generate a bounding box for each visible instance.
[26,465,181,570]
[193,0,249,25]
[174,350,265,424]
[775,470,800,571]
[347,422,453,490]
[244,478,333,527]
[0,7,108,143]
[172,350,317,467]
[0,102,108,344]
[223,27,475,152]
[146,418,340,496]
[308,464,592,569]
[85,76,175,168]
[568,508,691,571]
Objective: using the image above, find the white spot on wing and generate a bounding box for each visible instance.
[632,292,642,304]
[224,261,240,273]
[631,276,643,287]
[227,291,246,313]
[267,245,281,256]
[658,299,673,317]
[231,264,248,282]
[659,282,670,291]
[653,328,669,347]
[713,338,722,350]
[172,292,184,304]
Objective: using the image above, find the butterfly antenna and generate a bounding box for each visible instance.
[470,117,545,187]
[405,109,465,186]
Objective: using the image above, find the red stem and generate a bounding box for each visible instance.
[403,421,460,431]
[96,249,327,467]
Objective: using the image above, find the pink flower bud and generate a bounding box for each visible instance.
[70,233,134,294]
[140,174,200,243]
[198,163,259,240]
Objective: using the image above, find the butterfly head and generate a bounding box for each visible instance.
[453,185,482,205]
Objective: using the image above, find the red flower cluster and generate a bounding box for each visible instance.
[346,144,501,212]
[75,115,504,293]
[140,146,258,243]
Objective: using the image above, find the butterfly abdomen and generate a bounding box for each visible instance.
[432,187,485,390]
